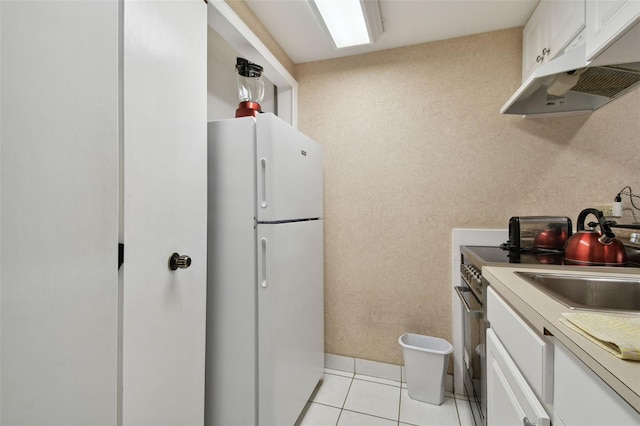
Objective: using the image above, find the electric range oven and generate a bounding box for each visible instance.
[456,246,568,425]
[456,246,495,426]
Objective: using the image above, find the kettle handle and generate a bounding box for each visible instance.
[577,208,616,240]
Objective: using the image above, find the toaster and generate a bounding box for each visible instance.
[508,216,572,251]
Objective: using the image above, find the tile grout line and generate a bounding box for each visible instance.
[335,372,354,426]
[339,372,403,425]
[340,407,404,424]
[453,396,461,426]
[312,369,459,426]
[352,376,402,388]
[397,383,402,426]
[397,369,402,426]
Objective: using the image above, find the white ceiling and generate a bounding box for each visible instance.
[245,0,538,64]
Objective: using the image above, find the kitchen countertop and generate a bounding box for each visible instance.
[483,265,640,414]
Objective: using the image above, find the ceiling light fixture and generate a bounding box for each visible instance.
[311,0,383,49]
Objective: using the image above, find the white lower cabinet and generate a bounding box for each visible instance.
[486,285,551,426]
[487,288,553,404]
[486,283,640,426]
[554,343,640,425]
[486,329,551,426]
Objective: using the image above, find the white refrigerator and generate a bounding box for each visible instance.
[205,113,324,426]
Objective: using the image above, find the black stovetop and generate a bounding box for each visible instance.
[462,245,640,268]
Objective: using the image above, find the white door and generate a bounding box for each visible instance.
[257,220,324,426]
[122,1,208,424]
[1,1,119,424]
[486,329,550,426]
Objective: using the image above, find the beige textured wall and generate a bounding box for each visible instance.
[295,27,640,365]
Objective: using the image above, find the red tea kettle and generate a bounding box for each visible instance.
[563,208,627,266]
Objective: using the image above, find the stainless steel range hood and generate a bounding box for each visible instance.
[501,25,640,117]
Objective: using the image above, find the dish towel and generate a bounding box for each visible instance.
[560,312,640,361]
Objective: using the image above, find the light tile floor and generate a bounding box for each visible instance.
[296,369,475,426]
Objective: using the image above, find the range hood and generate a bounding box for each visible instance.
[501,25,640,117]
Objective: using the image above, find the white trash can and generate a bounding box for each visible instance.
[399,333,453,405]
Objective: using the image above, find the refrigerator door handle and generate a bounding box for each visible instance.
[260,237,268,288]
[260,158,268,209]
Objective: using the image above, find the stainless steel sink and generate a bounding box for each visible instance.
[515,272,640,313]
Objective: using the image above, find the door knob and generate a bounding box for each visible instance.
[523,417,535,426]
[169,253,191,271]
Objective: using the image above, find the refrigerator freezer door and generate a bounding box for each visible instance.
[256,113,323,222]
[257,220,324,426]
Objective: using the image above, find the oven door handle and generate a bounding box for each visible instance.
[455,286,483,318]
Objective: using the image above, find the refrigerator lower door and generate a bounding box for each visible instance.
[257,220,324,426]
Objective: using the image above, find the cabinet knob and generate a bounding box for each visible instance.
[169,253,192,271]
[536,55,544,63]
[542,47,550,56]
[523,417,535,426]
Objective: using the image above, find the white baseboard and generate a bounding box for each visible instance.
[324,353,355,373]
[324,353,454,393]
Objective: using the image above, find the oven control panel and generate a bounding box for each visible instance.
[460,263,483,298]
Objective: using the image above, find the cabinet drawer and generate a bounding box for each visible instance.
[487,287,553,403]
[486,329,550,426]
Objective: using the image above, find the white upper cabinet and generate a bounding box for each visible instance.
[522,0,586,82]
[585,0,640,61]
[523,3,547,81]
[547,0,587,59]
